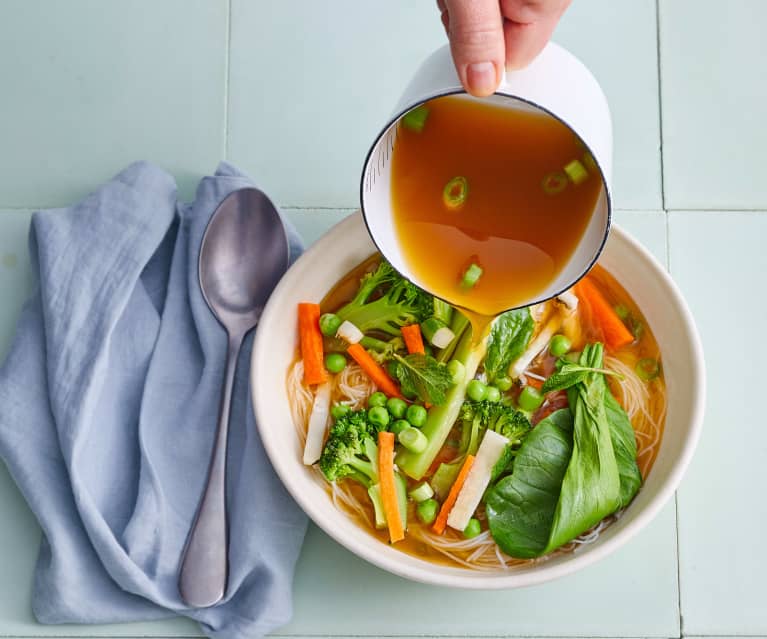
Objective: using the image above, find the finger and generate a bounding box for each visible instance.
[444,0,505,97]
[436,0,449,33]
[501,0,571,69]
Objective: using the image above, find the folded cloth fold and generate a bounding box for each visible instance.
[0,162,308,638]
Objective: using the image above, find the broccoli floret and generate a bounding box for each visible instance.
[319,410,379,484]
[459,400,531,457]
[336,261,433,336]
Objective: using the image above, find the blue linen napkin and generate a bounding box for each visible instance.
[0,161,308,638]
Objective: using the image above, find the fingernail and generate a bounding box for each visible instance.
[466,62,498,96]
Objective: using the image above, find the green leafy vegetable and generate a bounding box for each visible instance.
[486,343,637,558]
[485,409,574,558]
[390,353,452,406]
[541,362,621,394]
[484,309,534,383]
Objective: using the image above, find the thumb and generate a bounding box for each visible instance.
[444,0,505,97]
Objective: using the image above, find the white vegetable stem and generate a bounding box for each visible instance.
[447,430,509,532]
[509,316,562,379]
[303,382,332,465]
[336,320,364,344]
[431,326,455,349]
[557,289,579,311]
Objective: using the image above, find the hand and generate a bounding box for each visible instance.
[437,0,571,96]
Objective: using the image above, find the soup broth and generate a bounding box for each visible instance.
[391,95,602,316]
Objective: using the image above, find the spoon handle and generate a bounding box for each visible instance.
[179,332,243,608]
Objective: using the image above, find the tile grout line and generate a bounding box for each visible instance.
[223,0,233,159]
[655,0,667,211]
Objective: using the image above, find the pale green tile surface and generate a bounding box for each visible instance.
[660,0,767,209]
[0,0,227,207]
[555,0,662,210]
[670,212,767,634]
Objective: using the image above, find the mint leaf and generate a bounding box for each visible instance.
[391,353,452,405]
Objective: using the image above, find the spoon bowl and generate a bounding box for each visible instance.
[179,187,290,608]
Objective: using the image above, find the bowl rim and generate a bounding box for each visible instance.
[251,212,706,589]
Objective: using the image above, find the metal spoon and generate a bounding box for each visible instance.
[179,187,290,608]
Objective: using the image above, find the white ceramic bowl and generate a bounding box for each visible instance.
[251,212,705,589]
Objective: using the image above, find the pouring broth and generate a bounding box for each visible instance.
[390,95,602,316]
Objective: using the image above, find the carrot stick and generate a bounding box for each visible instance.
[524,376,544,390]
[432,454,475,535]
[378,431,404,543]
[401,324,425,355]
[575,277,634,350]
[346,343,404,399]
[298,302,328,385]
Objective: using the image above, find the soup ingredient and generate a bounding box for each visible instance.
[433,298,454,325]
[436,312,471,363]
[401,324,426,355]
[447,359,465,384]
[509,314,563,379]
[495,376,512,391]
[416,498,439,525]
[540,360,620,394]
[485,386,501,403]
[368,392,388,407]
[433,454,476,535]
[335,261,432,336]
[390,353,452,405]
[549,334,572,357]
[303,382,332,465]
[564,158,589,185]
[443,176,469,210]
[557,289,579,311]
[485,409,574,557]
[463,518,482,539]
[485,309,535,383]
[336,320,364,345]
[459,400,531,458]
[518,386,544,412]
[466,379,488,402]
[402,104,429,132]
[447,429,509,531]
[346,343,403,399]
[542,171,568,195]
[378,431,405,543]
[406,404,428,428]
[420,317,456,349]
[409,482,434,503]
[397,329,488,479]
[330,403,350,420]
[324,352,347,374]
[319,312,342,337]
[368,406,390,429]
[399,427,428,453]
[486,343,629,557]
[575,278,634,350]
[390,419,410,436]
[298,302,329,385]
[460,263,483,289]
[386,397,407,419]
[604,391,642,507]
[636,358,661,381]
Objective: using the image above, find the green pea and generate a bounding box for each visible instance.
[466,379,488,402]
[367,406,390,428]
[330,403,350,420]
[386,397,407,419]
[416,498,439,525]
[495,376,513,391]
[549,334,572,357]
[324,352,347,374]
[406,404,428,428]
[485,386,501,402]
[319,313,341,337]
[390,419,410,436]
[447,359,465,384]
[398,427,428,453]
[368,391,388,408]
[518,386,544,412]
[463,518,482,539]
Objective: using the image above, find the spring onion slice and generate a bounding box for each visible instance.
[402,105,429,132]
[636,358,660,381]
[443,176,469,210]
[409,481,434,503]
[460,263,483,289]
[564,159,589,185]
[542,171,568,195]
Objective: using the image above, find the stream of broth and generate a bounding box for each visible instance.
[390,95,602,325]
